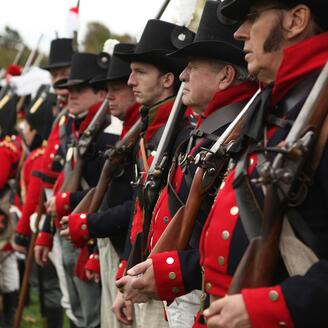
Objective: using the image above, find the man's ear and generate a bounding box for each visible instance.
[282,4,312,40]
[217,65,237,91]
[162,72,176,89]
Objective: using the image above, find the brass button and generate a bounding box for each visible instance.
[119,263,123,268]
[64,204,69,210]
[222,231,230,240]
[80,214,87,219]
[168,272,176,280]
[249,158,254,166]
[218,256,225,265]
[62,193,67,198]
[163,216,169,224]
[55,144,59,150]
[50,153,55,159]
[172,287,180,294]
[81,224,87,231]
[230,206,239,216]
[269,290,279,302]
[278,322,287,327]
[166,257,174,265]
[205,282,212,291]
[60,159,64,166]
[220,181,225,190]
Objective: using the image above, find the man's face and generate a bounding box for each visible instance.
[67,85,105,115]
[179,58,224,114]
[128,62,168,107]
[50,67,70,99]
[107,81,135,121]
[234,2,286,82]
[21,120,36,146]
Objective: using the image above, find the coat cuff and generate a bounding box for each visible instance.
[85,253,100,274]
[242,286,294,328]
[116,260,127,280]
[55,192,71,219]
[151,251,186,301]
[68,213,90,248]
[14,233,30,247]
[35,232,53,249]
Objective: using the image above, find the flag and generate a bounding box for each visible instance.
[66,0,80,38]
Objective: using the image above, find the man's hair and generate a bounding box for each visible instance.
[210,58,255,82]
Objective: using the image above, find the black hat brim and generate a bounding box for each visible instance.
[90,74,130,84]
[169,41,246,68]
[220,0,258,21]
[55,79,88,89]
[41,61,71,71]
[116,50,186,75]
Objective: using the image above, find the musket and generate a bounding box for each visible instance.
[126,84,187,269]
[142,84,187,258]
[156,0,171,19]
[14,191,46,328]
[73,118,143,215]
[150,89,261,255]
[22,34,43,74]
[60,98,110,194]
[13,44,26,66]
[228,63,328,294]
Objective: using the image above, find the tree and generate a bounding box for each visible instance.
[83,21,135,53]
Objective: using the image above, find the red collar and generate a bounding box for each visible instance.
[272,32,328,105]
[197,82,258,127]
[78,101,103,134]
[120,103,140,139]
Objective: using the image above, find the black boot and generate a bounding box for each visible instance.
[2,291,18,327]
[44,307,64,328]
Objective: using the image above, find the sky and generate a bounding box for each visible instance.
[0,0,197,54]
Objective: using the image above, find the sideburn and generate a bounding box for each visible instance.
[263,16,284,53]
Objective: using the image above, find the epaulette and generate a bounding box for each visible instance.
[31,148,45,161]
[0,140,18,153]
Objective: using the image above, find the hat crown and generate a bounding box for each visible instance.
[25,84,56,140]
[69,53,108,82]
[136,19,194,54]
[47,38,75,69]
[107,43,135,81]
[195,0,242,49]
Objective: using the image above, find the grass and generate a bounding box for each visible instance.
[20,290,69,328]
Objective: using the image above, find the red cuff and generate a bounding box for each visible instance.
[151,251,185,301]
[242,286,294,328]
[116,260,127,280]
[68,213,90,248]
[55,192,71,219]
[35,232,53,249]
[85,253,100,274]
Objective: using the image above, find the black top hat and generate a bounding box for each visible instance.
[55,52,109,89]
[25,85,56,141]
[116,19,195,75]
[220,0,328,29]
[0,92,17,138]
[169,0,245,67]
[42,38,76,71]
[90,43,136,85]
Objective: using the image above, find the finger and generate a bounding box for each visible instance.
[61,216,68,224]
[125,300,133,321]
[127,259,152,276]
[203,298,225,318]
[131,276,146,290]
[206,314,223,328]
[42,250,48,264]
[116,276,129,289]
[59,229,69,238]
[112,303,132,325]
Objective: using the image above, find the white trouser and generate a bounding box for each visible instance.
[49,233,78,323]
[164,291,201,328]
[0,251,19,293]
[137,300,169,328]
[98,238,141,328]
